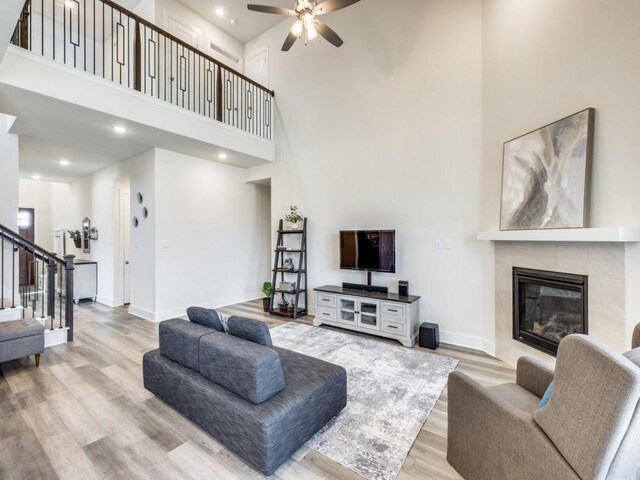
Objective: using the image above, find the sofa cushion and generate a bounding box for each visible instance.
[159,318,215,372]
[0,318,44,342]
[186,307,224,332]
[227,315,273,348]
[486,382,541,413]
[623,348,640,369]
[199,332,285,404]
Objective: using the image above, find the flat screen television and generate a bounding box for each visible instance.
[340,230,396,273]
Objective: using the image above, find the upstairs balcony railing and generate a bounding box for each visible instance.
[11,0,274,141]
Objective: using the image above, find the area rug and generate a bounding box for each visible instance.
[270,323,458,480]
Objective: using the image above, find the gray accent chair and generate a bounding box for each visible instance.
[143,316,347,475]
[0,318,44,367]
[447,330,640,480]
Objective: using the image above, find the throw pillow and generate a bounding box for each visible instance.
[227,315,273,348]
[186,307,224,332]
[537,381,555,410]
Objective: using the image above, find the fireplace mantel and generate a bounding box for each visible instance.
[477,227,640,243]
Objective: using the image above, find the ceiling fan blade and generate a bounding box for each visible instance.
[282,31,299,51]
[247,4,296,15]
[314,20,344,48]
[313,0,361,15]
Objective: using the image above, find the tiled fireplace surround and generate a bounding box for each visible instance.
[494,241,640,366]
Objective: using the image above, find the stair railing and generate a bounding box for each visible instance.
[0,223,74,341]
[10,0,275,141]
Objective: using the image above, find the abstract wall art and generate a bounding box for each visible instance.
[500,108,594,230]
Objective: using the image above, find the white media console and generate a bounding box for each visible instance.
[313,285,420,347]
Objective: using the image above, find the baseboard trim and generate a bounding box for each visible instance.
[97,296,118,308]
[439,330,485,351]
[155,291,263,322]
[128,305,157,322]
[482,339,496,356]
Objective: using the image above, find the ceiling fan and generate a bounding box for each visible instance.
[247,0,361,51]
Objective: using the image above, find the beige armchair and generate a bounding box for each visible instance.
[447,331,640,480]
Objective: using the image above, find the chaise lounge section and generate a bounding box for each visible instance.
[143,311,347,475]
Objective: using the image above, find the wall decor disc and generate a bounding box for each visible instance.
[143,207,148,218]
[132,216,139,227]
[137,192,143,204]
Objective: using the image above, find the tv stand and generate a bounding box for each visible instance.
[314,285,421,347]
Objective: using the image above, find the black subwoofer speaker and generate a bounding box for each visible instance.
[398,281,409,296]
[419,322,439,350]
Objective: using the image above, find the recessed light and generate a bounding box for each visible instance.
[216,7,225,17]
[218,153,227,160]
[64,0,76,9]
[59,159,70,166]
[113,125,127,134]
[32,174,41,180]
[230,19,238,26]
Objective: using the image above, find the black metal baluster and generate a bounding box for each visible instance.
[63,0,66,64]
[47,257,55,330]
[83,0,86,71]
[102,0,104,78]
[53,0,55,60]
[111,6,114,82]
[93,0,96,74]
[58,265,63,329]
[40,258,45,320]
[11,238,16,308]
[1,234,4,310]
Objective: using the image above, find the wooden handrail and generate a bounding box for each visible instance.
[0,223,64,265]
[100,0,274,97]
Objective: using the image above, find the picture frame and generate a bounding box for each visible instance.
[499,108,595,231]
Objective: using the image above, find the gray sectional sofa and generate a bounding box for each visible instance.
[143,308,347,475]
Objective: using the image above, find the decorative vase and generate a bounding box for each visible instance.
[288,299,295,312]
[283,258,295,271]
[262,297,270,312]
[287,222,299,230]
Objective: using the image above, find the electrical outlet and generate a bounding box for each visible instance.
[445,240,452,250]
[435,239,442,249]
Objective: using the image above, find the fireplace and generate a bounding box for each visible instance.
[513,267,588,356]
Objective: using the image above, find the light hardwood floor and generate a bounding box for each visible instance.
[0,300,515,480]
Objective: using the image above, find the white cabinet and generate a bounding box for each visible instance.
[314,286,420,347]
[73,261,97,303]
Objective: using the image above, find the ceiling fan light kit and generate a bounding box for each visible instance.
[247,0,360,51]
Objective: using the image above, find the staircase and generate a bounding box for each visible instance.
[1,223,74,347]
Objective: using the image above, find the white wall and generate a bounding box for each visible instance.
[51,150,156,315]
[154,149,270,319]
[245,0,487,349]
[48,147,270,321]
[155,0,244,70]
[0,115,19,302]
[481,0,640,353]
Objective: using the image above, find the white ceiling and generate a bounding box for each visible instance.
[19,136,125,183]
[178,0,292,44]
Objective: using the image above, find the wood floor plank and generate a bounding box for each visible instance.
[0,299,515,480]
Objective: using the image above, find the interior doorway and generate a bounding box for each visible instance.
[116,177,131,306]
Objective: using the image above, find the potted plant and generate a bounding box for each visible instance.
[67,230,82,249]
[261,281,273,312]
[284,205,304,230]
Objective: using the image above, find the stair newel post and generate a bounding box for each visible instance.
[47,256,55,330]
[64,255,75,341]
